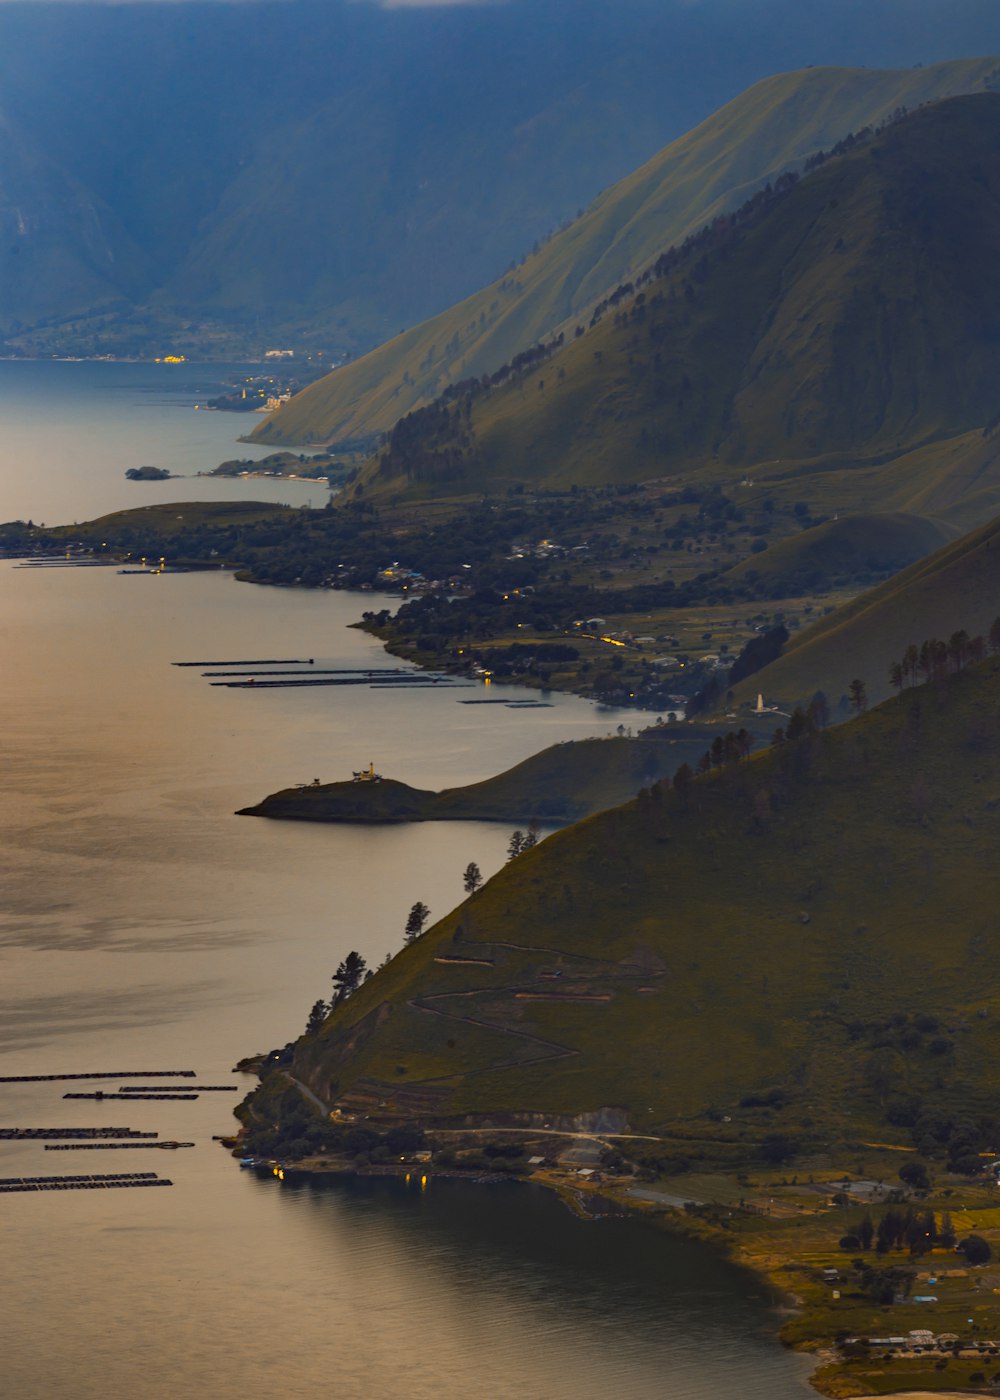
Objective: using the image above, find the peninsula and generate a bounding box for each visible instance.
[236,654,1000,1397]
[238,728,747,826]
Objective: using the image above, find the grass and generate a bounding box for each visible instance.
[258,58,1000,449]
[735,512,1000,711]
[723,514,956,594]
[283,656,1000,1143]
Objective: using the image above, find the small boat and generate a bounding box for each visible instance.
[239,1157,257,1168]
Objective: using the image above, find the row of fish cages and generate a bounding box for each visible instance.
[113,1085,237,1093]
[0,1172,173,1193]
[64,1093,198,1101]
[0,1127,157,1140]
[45,1142,194,1151]
[0,1071,196,1083]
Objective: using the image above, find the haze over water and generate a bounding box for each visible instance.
[0,363,815,1399]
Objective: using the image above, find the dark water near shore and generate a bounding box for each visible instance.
[0,363,815,1399]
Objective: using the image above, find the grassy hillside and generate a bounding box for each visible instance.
[347,95,1000,525]
[273,657,1000,1145]
[733,511,1000,710]
[239,731,729,826]
[257,57,1000,447]
[723,512,956,595]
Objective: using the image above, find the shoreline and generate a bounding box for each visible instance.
[227,1133,1000,1398]
[230,1148,828,1388]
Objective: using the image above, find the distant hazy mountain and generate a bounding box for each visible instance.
[260,57,1000,446]
[3,0,1000,357]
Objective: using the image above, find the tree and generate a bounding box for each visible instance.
[858,1213,875,1250]
[331,951,367,1006]
[463,861,482,895]
[958,1233,992,1265]
[948,629,971,672]
[990,616,1000,655]
[673,762,694,796]
[760,1132,797,1164]
[523,819,540,850]
[899,1160,930,1192]
[507,830,525,861]
[809,691,830,728]
[304,999,328,1036]
[848,678,867,713]
[404,901,430,944]
[889,661,904,693]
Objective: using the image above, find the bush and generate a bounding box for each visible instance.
[760,1133,797,1164]
[386,1125,426,1155]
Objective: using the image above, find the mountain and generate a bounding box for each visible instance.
[0,107,149,330]
[258,56,1000,447]
[268,656,1000,1137]
[344,95,1000,522]
[732,508,1000,711]
[4,1,1000,356]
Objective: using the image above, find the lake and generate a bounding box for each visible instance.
[0,362,816,1399]
[0,359,325,525]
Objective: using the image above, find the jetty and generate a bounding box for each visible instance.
[0,1071,195,1083]
[0,1172,172,1193]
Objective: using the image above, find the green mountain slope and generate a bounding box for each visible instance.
[348,94,1000,521]
[723,512,956,594]
[734,510,1000,710]
[257,58,1000,447]
[275,658,1000,1137]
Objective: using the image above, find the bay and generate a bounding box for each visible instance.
[0,359,325,525]
[0,363,815,1399]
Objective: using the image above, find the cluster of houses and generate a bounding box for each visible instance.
[854,1330,1000,1355]
[507,538,590,560]
[373,564,467,595]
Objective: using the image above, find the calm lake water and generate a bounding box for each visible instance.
[0,363,816,1398]
[0,359,325,524]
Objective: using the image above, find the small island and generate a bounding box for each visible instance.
[125,465,174,481]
